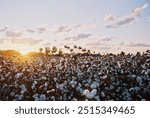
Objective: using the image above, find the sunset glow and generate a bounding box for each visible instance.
[0,0,150,54]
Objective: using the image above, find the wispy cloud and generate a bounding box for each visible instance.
[0,38,43,46]
[5,30,22,37]
[64,33,91,41]
[37,26,47,33]
[74,23,99,30]
[104,14,115,22]
[26,29,35,33]
[43,42,51,46]
[105,4,148,28]
[128,42,150,47]
[132,4,148,17]
[54,26,72,33]
[99,37,112,42]
[86,41,102,46]
[0,27,8,32]
[86,37,112,46]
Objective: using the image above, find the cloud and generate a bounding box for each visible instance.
[0,38,6,44]
[26,29,35,33]
[0,27,8,32]
[74,23,98,29]
[119,42,125,46]
[64,34,91,41]
[104,14,115,22]
[86,42,102,46]
[132,4,148,17]
[106,15,135,28]
[37,26,47,33]
[54,26,72,33]
[43,42,51,46]
[99,37,112,42]
[5,30,22,37]
[0,38,42,46]
[86,37,112,47]
[105,4,148,28]
[128,42,150,47]
[87,46,111,51]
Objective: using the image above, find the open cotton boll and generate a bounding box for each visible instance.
[56,83,65,91]
[90,83,97,89]
[39,94,46,101]
[19,84,27,93]
[33,94,39,101]
[91,89,97,97]
[94,96,100,101]
[32,81,37,89]
[102,75,107,80]
[83,89,90,96]
[86,93,94,99]
[15,73,23,79]
[41,76,47,80]
[42,70,46,74]
[10,92,15,97]
[101,92,105,97]
[51,96,55,101]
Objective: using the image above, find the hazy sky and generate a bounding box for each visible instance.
[0,0,150,54]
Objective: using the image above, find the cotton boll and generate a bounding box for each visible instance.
[110,85,114,90]
[32,81,37,89]
[131,75,136,79]
[102,75,107,79]
[86,93,93,99]
[44,82,48,87]
[83,89,90,96]
[101,92,105,97]
[91,89,97,97]
[85,83,89,88]
[54,77,58,82]
[19,84,27,93]
[33,94,39,101]
[71,84,75,88]
[33,94,38,98]
[94,96,100,101]
[18,95,24,100]
[10,92,15,97]
[51,96,55,101]
[90,83,97,89]
[15,73,23,79]
[72,98,78,101]
[42,70,46,74]
[39,94,46,101]
[41,76,47,80]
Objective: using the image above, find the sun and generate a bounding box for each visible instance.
[17,45,34,55]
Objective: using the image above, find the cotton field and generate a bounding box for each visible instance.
[0,50,150,101]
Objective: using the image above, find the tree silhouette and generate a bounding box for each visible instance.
[52,46,57,54]
[58,48,63,55]
[39,48,43,53]
[45,47,51,56]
